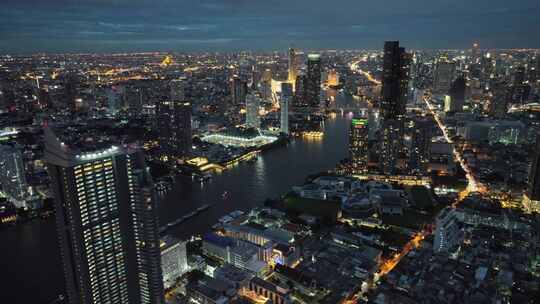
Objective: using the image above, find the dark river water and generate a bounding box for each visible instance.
[0,113,353,304]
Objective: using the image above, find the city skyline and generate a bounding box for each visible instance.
[1,2,539,301]
[1,0,540,54]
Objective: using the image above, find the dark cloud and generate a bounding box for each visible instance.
[0,0,539,53]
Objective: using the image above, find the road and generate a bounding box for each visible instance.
[422,93,488,202]
[349,60,382,85]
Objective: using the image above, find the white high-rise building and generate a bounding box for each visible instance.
[434,207,462,252]
[161,236,188,289]
[45,126,165,303]
[246,93,260,129]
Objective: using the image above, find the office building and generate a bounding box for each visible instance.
[524,135,540,213]
[280,83,291,135]
[379,120,401,175]
[202,233,267,275]
[448,76,466,112]
[231,76,247,105]
[124,85,143,112]
[64,75,78,112]
[156,100,192,160]
[434,207,463,252]
[0,145,27,203]
[380,41,410,174]
[408,119,431,175]
[510,66,530,104]
[306,54,322,109]
[44,127,164,304]
[380,41,409,121]
[170,78,186,101]
[106,87,122,115]
[348,118,369,174]
[280,95,292,135]
[433,56,456,94]
[288,48,298,87]
[160,236,188,289]
[488,81,510,118]
[293,74,307,108]
[246,93,261,129]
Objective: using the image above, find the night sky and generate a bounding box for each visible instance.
[1,0,539,54]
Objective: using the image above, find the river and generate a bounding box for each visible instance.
[0,113,353,304]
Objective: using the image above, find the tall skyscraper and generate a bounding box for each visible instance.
[380,41,409,121]
[524,135,540,213]
[349,118,369,174]
[448,76,466,112]
[259,69,273,101]
[379,120,401,175]
[433,56,456,94]
[280,83,292,135]
[231,76,247,105]
[488,81,510,118]
[380,41,410,175]
[288,48,298,87]
[510,66,530,104]
[306,54,322,109]
[0,144,27,203]
[408,119,431,175]
[246,93,260,129]
[44,127,164,304]
[156,100,192,161]
[293,74,307,108]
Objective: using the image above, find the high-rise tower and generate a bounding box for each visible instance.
[349,118,369,174]
[280,83,292,135]
[524,135,540,213]
[288,48,298,87]
[45,127,164,304]
[379,119,402,175]
[408,119,432,175]
[433,56,456,94]
[306,54,322,109]
[379,41,410,175]
[448,76,466,112]
[156,100,192,161]
[246,93,261,129]
[293,74,307,109]
[380,41,409,121]
[231,76,248,105]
